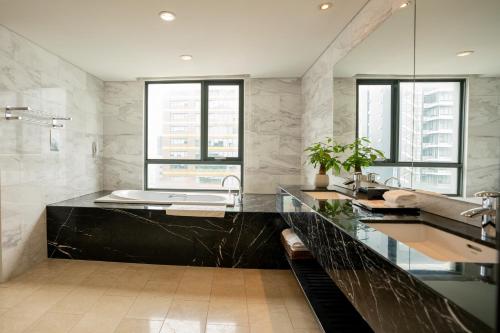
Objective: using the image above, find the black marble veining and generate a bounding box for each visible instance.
[47,192,287,269]
[278,185,497,333]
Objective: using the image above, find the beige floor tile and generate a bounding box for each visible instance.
[114,318,164,333]
[210,283,246,303]
[207,301,249,326]
[150,266,185,283]
[206,324,250,333]
[69,312,123,333]
[245,284,283,304]
[25,312,83,333]
[175,278,213,302]
[126,294,173,320]
[183,267,215,281]
[141,281,179,297]
[91,261,129,275]
[1,261,314,333]
[247,303,294,333]
[213,269,244,286]
[3,287,70,318]
[49,286,106,314]
[279,281,304,298]
[87,295,135,316]
[283,296,311,312]
[80,272,118,289]
[161,300,209,333]
[0,314,39,333]
[0,287,36,308]
[287,309,319,330]
[105,270,151,297]
[249,321,294,333]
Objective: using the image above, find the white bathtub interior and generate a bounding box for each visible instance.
[95,190,235,206]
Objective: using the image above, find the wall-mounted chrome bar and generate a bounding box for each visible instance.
[3,106,71,128]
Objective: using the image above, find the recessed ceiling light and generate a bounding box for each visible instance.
[180,55,193,61]
[159,11,176,22]
[456,50,474,57]
[319,2,332,10]
[400,2,410,8]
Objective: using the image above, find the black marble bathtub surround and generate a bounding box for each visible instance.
[278,185,497,333]
[47,192,287,269]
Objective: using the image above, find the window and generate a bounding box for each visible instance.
[146,80,243,190]
[357,79,464,195]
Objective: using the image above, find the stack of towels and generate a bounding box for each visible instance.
[383,190,418,208]
[281,228,308,251]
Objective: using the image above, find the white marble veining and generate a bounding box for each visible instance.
[0,25,104,281]
[103,81,144,190]
[466,76,500,196]
[245,78,302,193]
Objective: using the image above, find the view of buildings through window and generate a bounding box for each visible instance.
[358,80,462,194]
[146,81,242,190]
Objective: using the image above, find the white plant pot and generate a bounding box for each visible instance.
[314,174,329,188]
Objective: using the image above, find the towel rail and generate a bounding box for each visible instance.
[3,106,71,128]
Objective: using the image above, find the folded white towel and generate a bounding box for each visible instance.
[282,228,308,251]
[383,190,417,207]
[166,205,225,218]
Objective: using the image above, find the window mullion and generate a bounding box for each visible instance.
[392,80,400,164]
[201,82,209,161]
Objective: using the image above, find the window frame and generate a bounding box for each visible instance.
[144,79,244,191]
[356,78,466,196]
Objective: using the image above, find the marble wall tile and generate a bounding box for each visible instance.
[0,25,104,281]
[102,81,144,190]
[245,78,302,194]
[466,77,500,196]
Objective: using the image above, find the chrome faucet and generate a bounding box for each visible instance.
[221,175,242,204]
[384,176,401,188]
[460,191,499,239]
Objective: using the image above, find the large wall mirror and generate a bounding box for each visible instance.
[414,0,500,200]
[332,1,416,189]
[333,0,500,201]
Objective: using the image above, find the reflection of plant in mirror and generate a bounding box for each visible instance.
[342,137,385,173]
[304,137,344,174]
[316,200,354,219]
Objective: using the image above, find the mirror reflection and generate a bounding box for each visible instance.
[415,0,500,199]
[332,1,416,190]
[333,0,500,200]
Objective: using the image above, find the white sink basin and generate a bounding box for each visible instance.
[304,191,351,200]
[366,223,498,263]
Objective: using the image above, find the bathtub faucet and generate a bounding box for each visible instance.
[221,175,242,205]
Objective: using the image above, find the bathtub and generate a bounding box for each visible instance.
[94,190,235,206]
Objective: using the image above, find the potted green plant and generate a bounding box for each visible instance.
[342,137,385,173]
[304,137,343,188]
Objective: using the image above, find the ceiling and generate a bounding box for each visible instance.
[333,0,500,77]
[0,0,367,81]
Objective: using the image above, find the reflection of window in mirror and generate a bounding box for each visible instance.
[357,79,464,196]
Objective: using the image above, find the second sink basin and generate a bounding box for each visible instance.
[304,191,351,200]
[365,223,498,263]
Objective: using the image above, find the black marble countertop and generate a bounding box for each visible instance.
[299,185,496,248]
[279,184,498,330]
[48,191,278,213]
